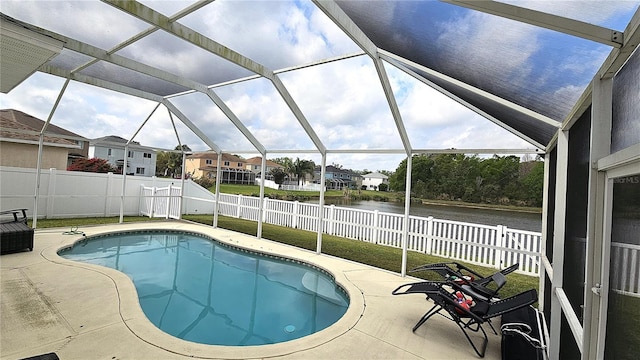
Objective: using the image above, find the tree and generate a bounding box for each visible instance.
[378,183,389,192]
[67,158,119,173]
[290,158,316,186]
[157,144,191,177]
[270,168,287,188]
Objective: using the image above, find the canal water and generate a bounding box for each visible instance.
[318,198,543,232]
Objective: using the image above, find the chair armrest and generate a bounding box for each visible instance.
[0,209,28,224]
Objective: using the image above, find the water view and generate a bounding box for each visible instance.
[318,199,542,232]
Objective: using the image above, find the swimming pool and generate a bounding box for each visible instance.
[58,230,349,346]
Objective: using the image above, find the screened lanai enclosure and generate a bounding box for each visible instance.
[1,1,639,359]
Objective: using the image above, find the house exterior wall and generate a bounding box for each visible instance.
[89,144,156,177]
[362,175,389,190]
[0,141,69,169]
[185,157,206,178]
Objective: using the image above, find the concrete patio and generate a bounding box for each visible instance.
[1,221,501,359]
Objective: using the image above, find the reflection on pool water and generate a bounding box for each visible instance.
[59,230,349,346]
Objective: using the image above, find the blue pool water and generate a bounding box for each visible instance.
[58,230,349,346]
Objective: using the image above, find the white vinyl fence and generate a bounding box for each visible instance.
[214,194,542,276]
[140,185,182,219]
[4,166,636,293]
[0,166,215,218]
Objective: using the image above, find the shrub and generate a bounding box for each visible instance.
[67,158,119,173]
[193,177,215,189]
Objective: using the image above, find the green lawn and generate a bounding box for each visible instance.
[33,214,539,299]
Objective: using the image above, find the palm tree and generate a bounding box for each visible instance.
[289,158,315,186]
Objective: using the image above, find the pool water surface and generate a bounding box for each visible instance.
[59,230,349,346]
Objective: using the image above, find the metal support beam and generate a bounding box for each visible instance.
[102,0,272,78]
[162,99,221,153]
[204,90,266,154]
[40,65,164,102]
[102,0,325,155]
[257,154,267,239]
[33,78,70,229]
[583,75,612,359]
[444,0,623,47]
[270,76,326,154]
[313,0,411,154]
[599,7,640,79]
[380,50,554,150]
[316,153,327,254]
[401,154,413,277]
[549,130,569,360]
[213,153,222,228]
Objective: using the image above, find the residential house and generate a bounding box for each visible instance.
[0,109,87,169]
[185,152,254,184]
[244,157,284,180]
[362,172,389,191]
[89,135,156,177]
[313,165,361,190]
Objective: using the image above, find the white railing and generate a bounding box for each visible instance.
[610,242,640,297]
[215,195,542,276]
[140,185,181,219]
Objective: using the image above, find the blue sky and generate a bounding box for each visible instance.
[1,0,638,172]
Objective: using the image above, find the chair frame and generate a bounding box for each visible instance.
[393,280,537,358]
[410,262,519,300]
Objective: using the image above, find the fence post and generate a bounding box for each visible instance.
[372,210,379,244]
[149,187,156,218]
[237,194,242,218]
[497,225,507,269]
[105,172,113,216]
[426,216,434,255]
[328,205,335,235]
[262,197,268,222]
[165,187,171,219]
[46,168,57,218]
[292,201,299,228]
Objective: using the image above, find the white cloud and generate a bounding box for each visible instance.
[2,0,634,173]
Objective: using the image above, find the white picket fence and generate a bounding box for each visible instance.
[211,194,542,276]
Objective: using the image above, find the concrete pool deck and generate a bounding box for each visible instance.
[1,221,501,359]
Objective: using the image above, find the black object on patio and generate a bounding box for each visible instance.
[410,262,520,301]
[392,281,537,358]
[1,208,34,254]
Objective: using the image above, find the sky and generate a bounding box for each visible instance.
[1,0,638,172]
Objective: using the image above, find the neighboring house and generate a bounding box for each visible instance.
[244,157,284,179]
[89,135,156,177]
[0,109,87,169]
[313,165,361,190]
[185,152,255,184]
[362,172,389,191]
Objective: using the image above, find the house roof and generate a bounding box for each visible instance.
[363,172,388,180]
[0,109,79,148]
[187,152,244,163]
[244,157,283,168]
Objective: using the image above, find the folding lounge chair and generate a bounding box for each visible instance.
[410,262,519,301]
[392,281,537,358]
